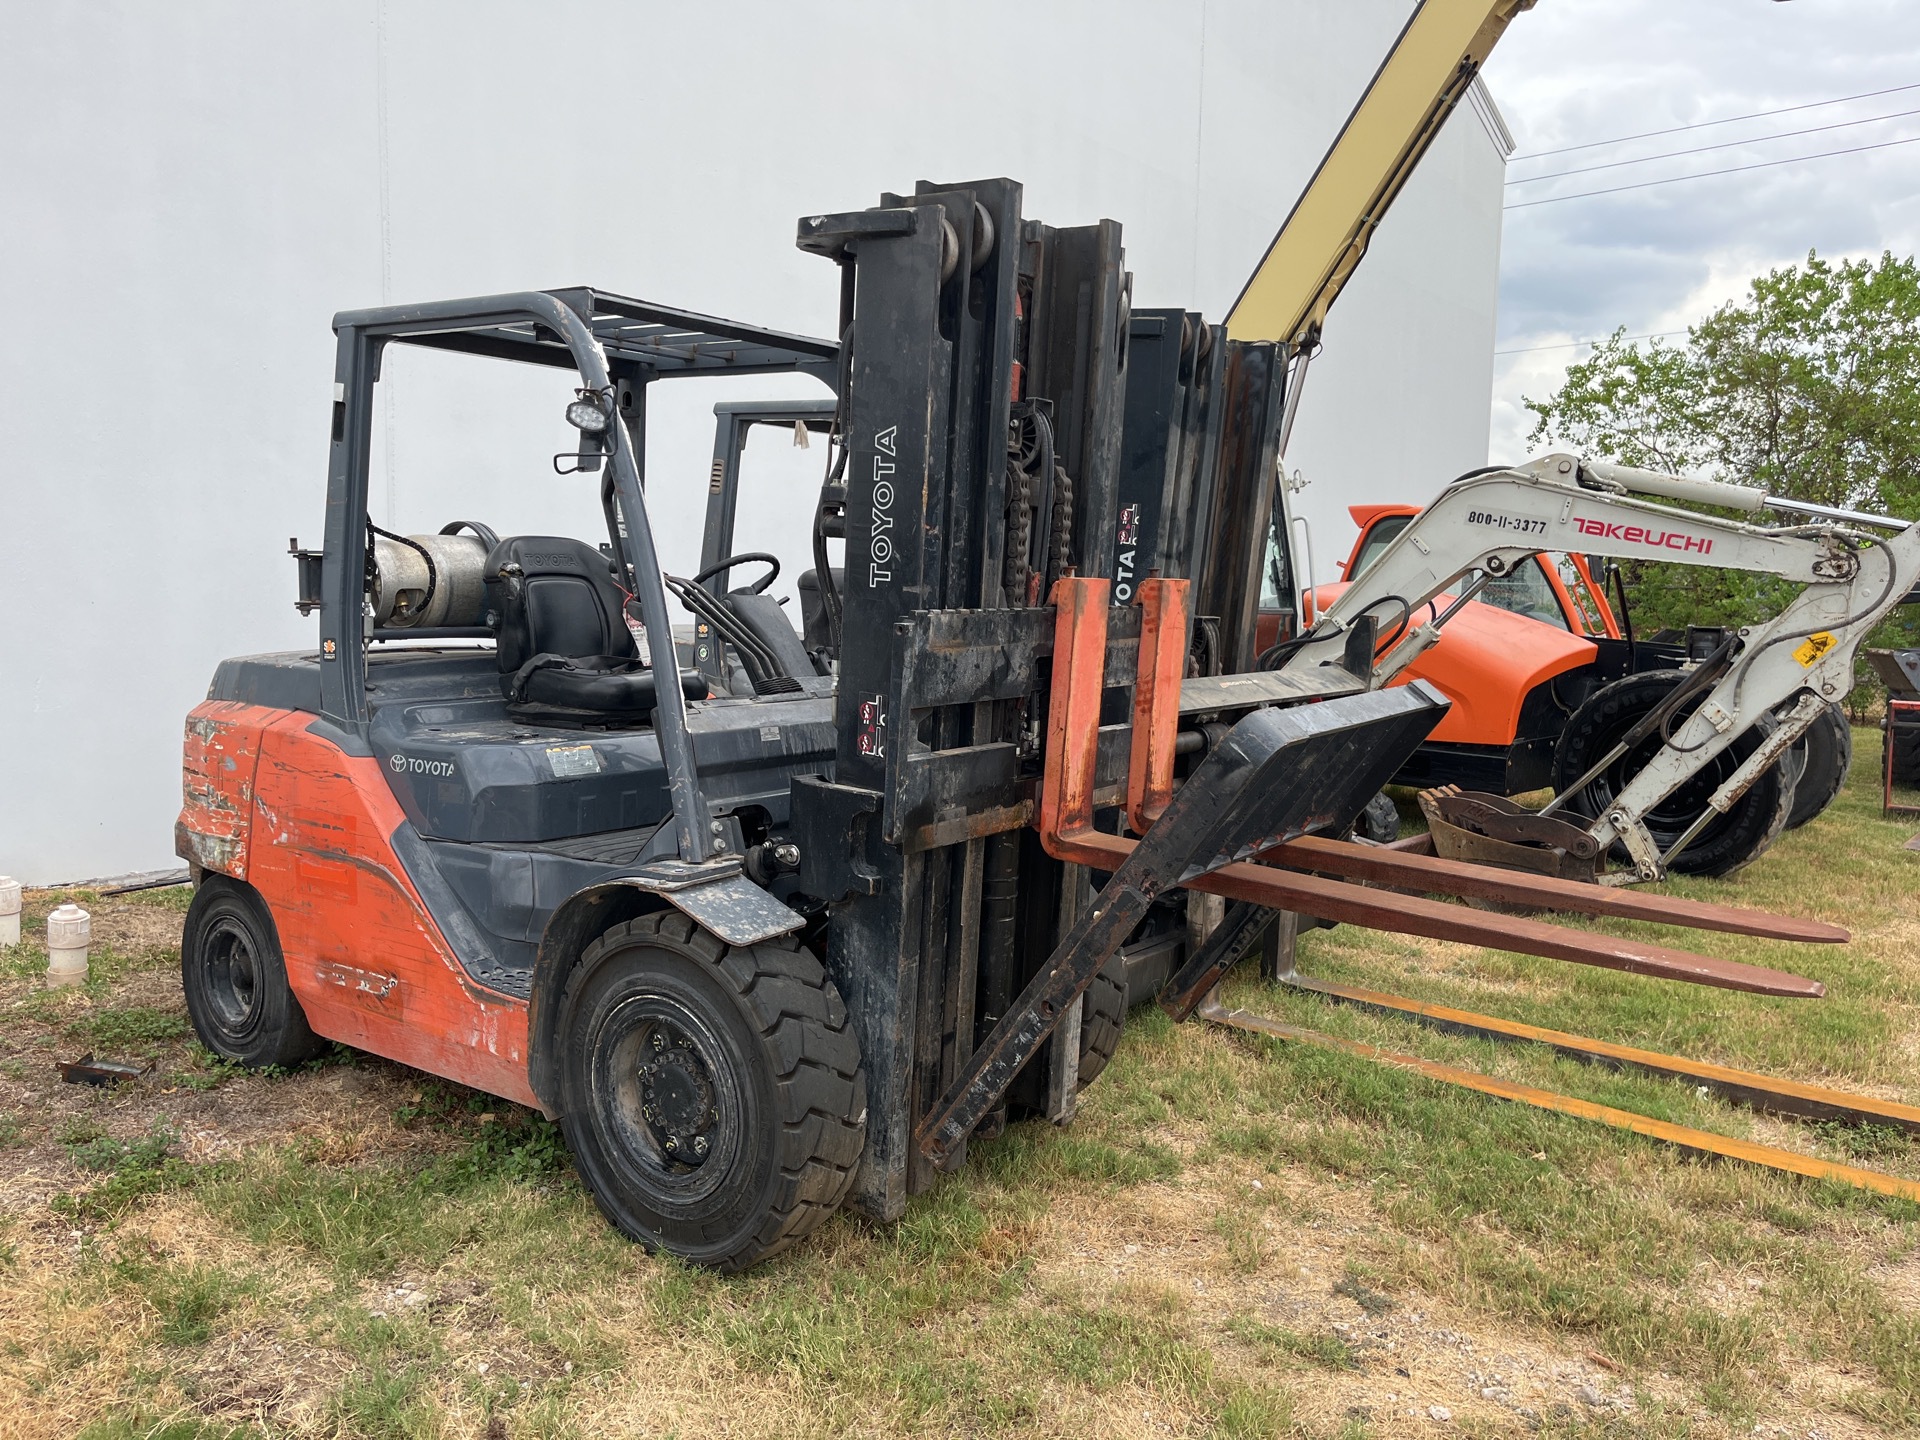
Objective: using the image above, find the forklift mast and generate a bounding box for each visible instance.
[677,179,1330,1216]
[787,179,1132,1214]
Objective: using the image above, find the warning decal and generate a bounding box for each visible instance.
[1792,632,1838,667]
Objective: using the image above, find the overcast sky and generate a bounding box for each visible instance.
[1479,0,1920,463]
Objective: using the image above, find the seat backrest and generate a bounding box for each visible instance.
[796,566,845,655]
[484,536,635,676]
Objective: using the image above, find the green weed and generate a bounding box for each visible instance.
[110,1254,240,1346]
[128,886,194,913]
[70,1005,190,1052]
[1228,1315,1358,1372]
[54,1125,194,1222]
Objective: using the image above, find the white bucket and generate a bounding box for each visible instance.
[45,903,90,989]
[0,877,18,950]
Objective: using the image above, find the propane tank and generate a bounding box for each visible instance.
[45,903,90,988]
[370,529,493,629]
[0,877,19,949]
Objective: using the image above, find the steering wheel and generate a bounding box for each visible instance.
[690,552,780,594]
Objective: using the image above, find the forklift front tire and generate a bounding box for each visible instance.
[556,912,865,1272]
[181,877,325,1068]
[1075,952,1128,1090]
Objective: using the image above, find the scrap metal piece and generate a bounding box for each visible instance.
[1199,997,1920,1205]
[1160,899,1279,1022]
[1271,834,1849,945]
[57,1054,151,1086]
[1422,786,1601,861]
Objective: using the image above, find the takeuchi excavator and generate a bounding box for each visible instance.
[1257,499,1857,871]
[1264,457,1913,882]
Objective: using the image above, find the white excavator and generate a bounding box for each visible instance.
[1273,456,1914,880]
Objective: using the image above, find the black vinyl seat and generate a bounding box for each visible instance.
[483,536,706,721]
[796,566,844,671]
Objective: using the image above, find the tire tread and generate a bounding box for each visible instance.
[568,912,865,1272]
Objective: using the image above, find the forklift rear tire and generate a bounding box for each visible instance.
[1784,702,1852,830]
[556,911,866,1272]
[1551,669,1795,879]
[181,877,325,1068]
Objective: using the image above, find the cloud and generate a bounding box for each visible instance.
[1480,0,1920,459]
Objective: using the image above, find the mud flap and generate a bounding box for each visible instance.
[620,860,805,948]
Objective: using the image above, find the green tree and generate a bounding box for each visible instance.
[1526,251,1920,705]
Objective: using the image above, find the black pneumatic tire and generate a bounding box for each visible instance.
[1551,669,1796,879]
[556,912,865,1272]
[1785,703,1853,830]
[1075,952,1128,1091]
[181,877,325,1068]
[1353,791,1401,845]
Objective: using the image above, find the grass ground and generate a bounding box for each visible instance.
[2,731,1918,1438]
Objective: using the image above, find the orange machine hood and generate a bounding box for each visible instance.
[1310,581,1598,746]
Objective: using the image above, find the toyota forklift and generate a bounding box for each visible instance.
[177,176,1855,1270]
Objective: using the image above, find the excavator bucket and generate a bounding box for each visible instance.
[1418,785,1602,886]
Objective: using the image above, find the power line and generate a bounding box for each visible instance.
[1508,105,1920,185]
[1494,330,1688,357]
[1510,81,1920,160]
[1503,132,1920,210]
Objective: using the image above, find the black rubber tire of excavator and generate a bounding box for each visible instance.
[1785,702,1853,830]
[1551,668,1795,879]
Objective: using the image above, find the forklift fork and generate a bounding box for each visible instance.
[990,591,1920,1213]
[916,577,1837,1165]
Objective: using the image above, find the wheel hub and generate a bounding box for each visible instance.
[637,1027,717,1164]
[206,920,261,1034]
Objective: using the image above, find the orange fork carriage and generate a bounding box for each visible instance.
[921,577,1920,1202]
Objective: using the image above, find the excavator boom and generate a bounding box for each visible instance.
[1226,0,1533,348]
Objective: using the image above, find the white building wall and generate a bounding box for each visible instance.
[0,1,1507,882]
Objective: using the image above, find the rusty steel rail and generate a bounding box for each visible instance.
[1277,972,1920,1134]
[1270,834,1849,945]
[1199,997,1920,1204]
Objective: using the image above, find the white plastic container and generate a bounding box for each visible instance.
[45,903,90,988]
[0,877,18,949]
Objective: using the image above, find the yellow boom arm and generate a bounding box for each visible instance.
[1226,0,1533,348]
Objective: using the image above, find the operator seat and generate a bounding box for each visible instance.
[796,566,844,672]
[483,536,707,721]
